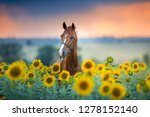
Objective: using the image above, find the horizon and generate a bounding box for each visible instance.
[1,36,150,40]
[0,0,150,39]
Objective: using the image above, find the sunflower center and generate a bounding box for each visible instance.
[10,66,21,77]
[33,61,40,67]
[79,81,88,90]
[61,73,68,79]
[0,68,2,72]
[46,77,53,84]
[124,67,127,71]
[125,63,129,66]
[148,77,150,80]
[115,73,119,76]
[104,74,109,81]
[53,65,59,72]
[87,71,92,76]
[103,85,109,93]
[29,73,34,78]
[112,88,120,97]
[141,64,144,68]
[98,66,102,70]
[134,64,138,69]
[85,62,92,69]
[0,71,4,75]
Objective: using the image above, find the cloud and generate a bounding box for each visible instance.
[69,2,150,38]
[0,2,150,38]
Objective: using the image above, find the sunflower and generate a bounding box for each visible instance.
[136,83,141,92]
[0,66,3,72]
[59,70,70,81]
[139,62,147,71]
[0,66,4,77]
[132,62,139,72]
[43,75,55,88]
[27,70,36,80]
[51,63,60,74]
[0,62,7,67]
[85,69,96,78]
[101,70,112,82]
[0,71,4,77]
[139,79,146,86]
[124,61,131,67]
[73,77,94,96]
[39,65,46,72]
[118,64,123,70]
[113,70,121,80]
[146,75,150,87]
[109,83,126,100]
[6,62,26,81]
[107,78,115,84]
[32,59,42,70]
[98,82,111,96]
[81,59,95,72]
[122,64,130,74]
[46,66,52,74]
[18,60,27,69]
[96,64,105,73]
[0,94,6,100]
[74,72,83,79]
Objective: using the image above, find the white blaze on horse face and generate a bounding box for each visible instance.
[59,38,66,56]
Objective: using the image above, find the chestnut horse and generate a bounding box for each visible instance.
[58,22,81,76]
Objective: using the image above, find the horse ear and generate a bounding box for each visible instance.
[72,23,76,30]
[63,22,67,29]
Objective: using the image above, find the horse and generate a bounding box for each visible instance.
[58,22,82,76]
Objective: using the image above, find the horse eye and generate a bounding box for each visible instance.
[70,36,74,40]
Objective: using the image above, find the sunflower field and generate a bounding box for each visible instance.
[0,57,150,100]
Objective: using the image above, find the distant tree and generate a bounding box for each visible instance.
[132,58,140,63]
[0,43,23,63]
[143,54,150,64]
[37,46,58,66]
[26,40,32,45]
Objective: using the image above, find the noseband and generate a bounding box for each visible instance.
[59,36,75,60]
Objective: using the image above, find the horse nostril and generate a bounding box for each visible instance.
[62,51,65,55]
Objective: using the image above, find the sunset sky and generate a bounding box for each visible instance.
[0,0,150,39]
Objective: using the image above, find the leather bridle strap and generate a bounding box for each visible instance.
[61,42,73,52]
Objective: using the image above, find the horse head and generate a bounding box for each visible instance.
[59,22,77,59]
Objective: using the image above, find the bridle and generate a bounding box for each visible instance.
[59,35,75,60]
[59,34,78,72]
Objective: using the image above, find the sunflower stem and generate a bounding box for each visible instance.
[11,80,16,88]
[109,63,112,70]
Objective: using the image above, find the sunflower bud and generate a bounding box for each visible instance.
[126,78,131,82]
[139,80,146,86]
[107,57,113,63]
[128,71,133,76]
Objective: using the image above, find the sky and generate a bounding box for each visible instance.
[0,0,150,39]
